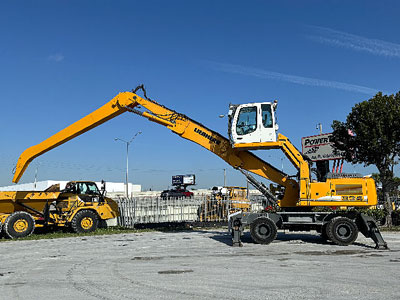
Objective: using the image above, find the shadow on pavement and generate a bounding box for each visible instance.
[193,229,376,249]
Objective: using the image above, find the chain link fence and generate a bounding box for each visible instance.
[115,196,265,228]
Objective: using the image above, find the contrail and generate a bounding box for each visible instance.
[307,26,400,58]
[208,61,378,95]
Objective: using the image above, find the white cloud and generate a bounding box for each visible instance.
[208,61,378,95]
[48,53,65,62]
[307,26,400,58]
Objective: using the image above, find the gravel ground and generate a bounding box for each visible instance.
[0,229,399,300]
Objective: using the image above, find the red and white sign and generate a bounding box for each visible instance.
[301,133,345,161]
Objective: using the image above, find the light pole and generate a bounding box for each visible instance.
[34,161,40,191]
[115,131,142,198]
[316,123,322,134]
[223,168,226,187]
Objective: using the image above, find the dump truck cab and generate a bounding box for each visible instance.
[61,181,105,202]
[54,181,119,228]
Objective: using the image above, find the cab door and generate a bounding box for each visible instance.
[258,103,277,143]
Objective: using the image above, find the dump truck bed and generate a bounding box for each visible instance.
[0,191,60,214]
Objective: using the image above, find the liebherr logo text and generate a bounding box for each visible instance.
[194,128,221,145]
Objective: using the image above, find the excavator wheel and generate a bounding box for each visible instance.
[250,217,277,245]
[326,217,358,246]
[71,210,99,233]
[3,211,35,239]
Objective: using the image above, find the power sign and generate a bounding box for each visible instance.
[301,133,345,161]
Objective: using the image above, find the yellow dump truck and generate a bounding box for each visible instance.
[0,181,119,238]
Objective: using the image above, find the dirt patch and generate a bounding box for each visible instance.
[158,269,194,274]
[114,239,135,242]
[3,282,26,286]
[295,250,365,256]
[132,256,163,261]
[48,255,66,258]
[366,253,385,257]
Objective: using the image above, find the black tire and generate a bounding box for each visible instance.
[3,211,35,239]
[250,217,278,245]
[326,217,358,246]
[98,219,108,229]
[71,210,99,233]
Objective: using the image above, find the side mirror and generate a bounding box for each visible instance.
[272,100,278,110]
[101,180,106,196]
[275,124,279,131]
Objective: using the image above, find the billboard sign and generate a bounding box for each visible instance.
[172,174,196,186]
[301,133,345,161]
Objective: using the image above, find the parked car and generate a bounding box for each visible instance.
[160,188,194,199]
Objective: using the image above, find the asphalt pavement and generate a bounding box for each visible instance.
[1,229,399,300]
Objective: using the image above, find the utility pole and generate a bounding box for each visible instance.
[246,177,249,200]
[115,131,142,198]
[315,124,329,180]
[316,123,322,134]
[34,162,40,191]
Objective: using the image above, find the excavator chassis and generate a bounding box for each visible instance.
[229,211,388,249]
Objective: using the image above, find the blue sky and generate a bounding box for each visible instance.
[0,1,399,190]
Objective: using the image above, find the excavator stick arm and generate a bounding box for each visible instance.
[13,92,137,183]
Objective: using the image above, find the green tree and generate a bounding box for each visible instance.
[371,174,400,222]
[331,92,400,226]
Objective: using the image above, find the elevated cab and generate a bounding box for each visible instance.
[229,101,279,145]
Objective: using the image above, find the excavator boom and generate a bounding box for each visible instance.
[13,89,299,206]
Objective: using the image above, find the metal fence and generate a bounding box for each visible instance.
[115,196,265,228]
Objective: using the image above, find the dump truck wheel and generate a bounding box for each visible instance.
[3,211,35,239]
[250,217,277,245]
[98,219,108,229]
[71,210,99,233]
[327,217,358,246]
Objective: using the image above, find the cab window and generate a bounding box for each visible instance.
[76,183,88,194]
[76,182,100,195]
[85,182,100,195]
[261,104,273,128]
[236,106,257,135]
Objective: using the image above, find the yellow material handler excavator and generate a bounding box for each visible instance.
[8,85,387,248]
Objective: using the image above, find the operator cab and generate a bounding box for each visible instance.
[62,181,104,202]
[229,101,278,145]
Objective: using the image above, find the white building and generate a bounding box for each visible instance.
[0,180,141,198]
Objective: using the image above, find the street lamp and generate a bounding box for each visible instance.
[115,131,142,198]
